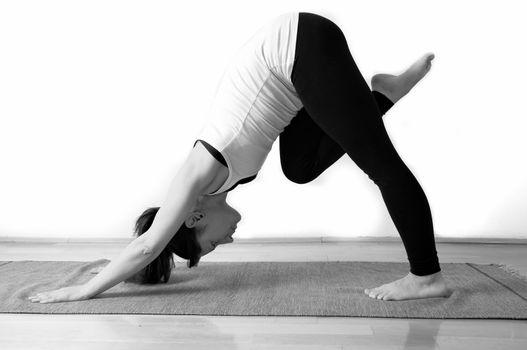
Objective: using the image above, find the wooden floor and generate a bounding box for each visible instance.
[1,240,526,349]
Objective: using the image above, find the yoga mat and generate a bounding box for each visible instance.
[1,260,527,319]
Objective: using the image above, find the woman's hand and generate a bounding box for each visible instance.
[28,285,90,304]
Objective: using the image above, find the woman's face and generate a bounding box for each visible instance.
[185,192,241,257]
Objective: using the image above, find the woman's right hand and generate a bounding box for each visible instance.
[28,285,91,304]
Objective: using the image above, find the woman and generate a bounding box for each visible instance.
[28,12,452,304]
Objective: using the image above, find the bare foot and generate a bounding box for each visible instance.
[364,270,453,301]
[371,52,435,104]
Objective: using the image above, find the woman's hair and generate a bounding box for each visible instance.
[125,207,202,284]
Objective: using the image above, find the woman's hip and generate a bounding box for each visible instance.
[291,12,350,86]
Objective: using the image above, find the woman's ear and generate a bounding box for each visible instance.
[184,211,205,228]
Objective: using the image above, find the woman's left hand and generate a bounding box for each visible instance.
[28,285,90,304]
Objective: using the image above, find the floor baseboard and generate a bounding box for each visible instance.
[1,236,526,245]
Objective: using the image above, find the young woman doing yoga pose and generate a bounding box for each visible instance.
[29,12,452,304]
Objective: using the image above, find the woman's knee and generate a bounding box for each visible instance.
[282,166,316,185]
[365,163,415,188]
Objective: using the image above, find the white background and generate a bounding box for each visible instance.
[1,0,526,240]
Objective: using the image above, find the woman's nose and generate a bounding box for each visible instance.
[219,236,234,245]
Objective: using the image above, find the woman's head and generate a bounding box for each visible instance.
[127,192,241,284]
[186,192,241,257]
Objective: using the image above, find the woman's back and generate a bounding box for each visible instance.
[195,12,303,195]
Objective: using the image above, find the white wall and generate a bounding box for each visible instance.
[1,0,526,240]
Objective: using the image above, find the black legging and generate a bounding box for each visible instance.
[279,12,440,276]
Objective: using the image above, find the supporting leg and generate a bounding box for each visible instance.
[288,12,451,300]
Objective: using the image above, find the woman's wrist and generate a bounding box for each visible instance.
[80,283,97,299]
[79,285,92,299]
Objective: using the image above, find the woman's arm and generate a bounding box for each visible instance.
[82,156,213,298]
[81,234,165,298]
[29,144,221,303]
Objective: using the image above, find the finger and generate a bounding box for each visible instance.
[29,293,47,302]
[39,296,52,303]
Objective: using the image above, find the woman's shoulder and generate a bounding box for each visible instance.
[188,141,229,194]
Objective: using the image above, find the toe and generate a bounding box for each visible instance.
[377,289,389,299]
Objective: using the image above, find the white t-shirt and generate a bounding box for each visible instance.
[195,12,303,195]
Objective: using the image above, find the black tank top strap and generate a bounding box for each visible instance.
[194,139,227,167]
[193,139,258,193]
